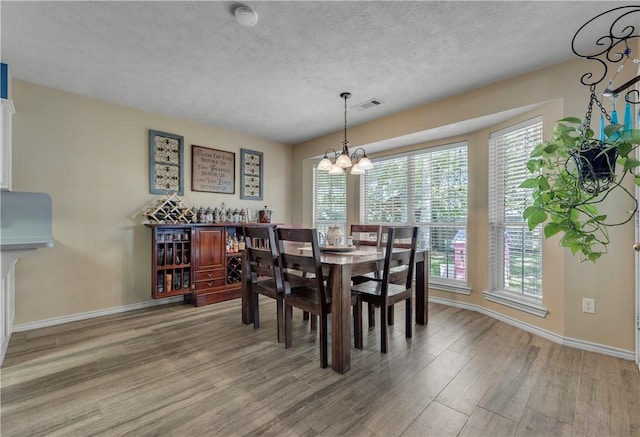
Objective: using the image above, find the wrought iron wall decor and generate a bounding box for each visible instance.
[240,148,263,200]
[569,4,639,200]
[571,5,640,101]
[149,130,184,196]
[523,5,640,261]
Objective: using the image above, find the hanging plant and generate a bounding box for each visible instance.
[521,117,640,262]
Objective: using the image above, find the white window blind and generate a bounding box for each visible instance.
[313,166,347,237]
[361,143,468,282]
[489,117,543,298]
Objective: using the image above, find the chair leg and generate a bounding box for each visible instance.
[405,298,412,339]
[368,303,376,328]
[276,295,284,343]
[319,313,328,368]
[353,298,363,350]
[380,304,388,353]
[303,311,317,331]
[284,304,293,349]
[388,304,394,325]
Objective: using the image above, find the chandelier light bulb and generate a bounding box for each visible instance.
[329,165,344,175]
[350,163,364,174]
[336,152,353,168]
[358,155,373,170]
[318,156,333,171]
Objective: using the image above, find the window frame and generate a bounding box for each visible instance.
[312,164,347,238]
[485,116,548,317]
[360,142,470,292]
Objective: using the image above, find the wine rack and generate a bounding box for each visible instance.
[226,254,243,284]
[143,193,195,224]
[152,227,191,298]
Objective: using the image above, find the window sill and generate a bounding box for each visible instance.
[482,290,549,318]
[429,279,472,295]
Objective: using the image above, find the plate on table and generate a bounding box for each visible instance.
[320,245,356,253]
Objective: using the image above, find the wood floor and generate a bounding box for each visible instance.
[2,298,639,437]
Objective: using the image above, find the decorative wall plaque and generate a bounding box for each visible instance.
[149,130,184,195]
[240,148,263,200]
[192,145,235,194]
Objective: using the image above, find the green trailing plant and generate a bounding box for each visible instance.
[521,117,640,262]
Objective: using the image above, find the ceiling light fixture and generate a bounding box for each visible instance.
[234,6,258,27]
[318,92,373,175]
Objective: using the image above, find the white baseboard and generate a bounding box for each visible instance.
[0,333,10,365]
[13,296,183,332]
[429,295,635,361]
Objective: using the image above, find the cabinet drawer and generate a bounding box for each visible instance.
[194,278,226,291]
[195,269,225,282]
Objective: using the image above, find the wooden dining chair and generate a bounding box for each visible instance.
[350,224,381,247]
[275,224,319,331]
[373,225,416,326]
[350,224,382,327]
[244,225,284,343]
[276,227,362,368]
[351,226,418,353]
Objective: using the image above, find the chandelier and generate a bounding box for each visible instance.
[318,92,373,175]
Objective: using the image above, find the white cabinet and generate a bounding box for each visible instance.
[1,98,15,191]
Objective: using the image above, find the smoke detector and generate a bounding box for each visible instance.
[235,6,258,27]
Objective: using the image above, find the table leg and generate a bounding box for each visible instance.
[241,253,253,325]
[330,264,352,374]
[415,252,429,325]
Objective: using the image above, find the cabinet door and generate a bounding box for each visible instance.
[194,227,225,271]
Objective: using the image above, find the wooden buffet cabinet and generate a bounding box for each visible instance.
[147,223,247,306]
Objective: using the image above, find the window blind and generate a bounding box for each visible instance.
[489,117,543,298]
[313,166,347,236]
[361,143,468,282]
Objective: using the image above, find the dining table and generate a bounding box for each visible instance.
[241,245,429,374]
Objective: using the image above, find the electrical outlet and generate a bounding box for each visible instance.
[582,298,595,314]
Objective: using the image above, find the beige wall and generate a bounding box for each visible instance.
[11,80,292,324]
[293,54,638,352]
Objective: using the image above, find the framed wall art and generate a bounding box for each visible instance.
[192,145,235,194]
[240,148,263,200]
[149,130,184,195]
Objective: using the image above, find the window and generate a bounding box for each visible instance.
[488,117,544,312]
[361,143,468,286]
[313,166,347,237]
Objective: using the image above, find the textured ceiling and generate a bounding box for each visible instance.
[0,1,635,146]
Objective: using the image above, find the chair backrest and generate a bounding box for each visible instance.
[380,225,413,249]
[243,225,281,287]
[349,224,381,247]
[275,227,329,308]
[381,226,418,293]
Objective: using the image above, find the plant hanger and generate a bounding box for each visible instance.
[521,5,640,262]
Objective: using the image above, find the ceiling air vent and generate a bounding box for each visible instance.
[353,98,384,111]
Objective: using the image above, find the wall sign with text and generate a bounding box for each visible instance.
[191,145,235,194]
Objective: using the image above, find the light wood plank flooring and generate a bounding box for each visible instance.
[2,298,639,436]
